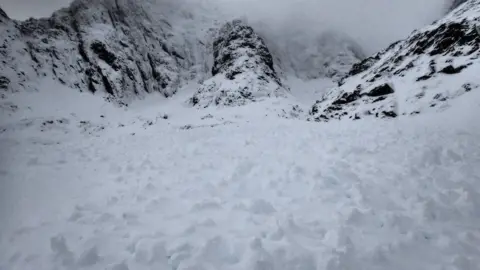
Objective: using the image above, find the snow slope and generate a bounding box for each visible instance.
[1,76,480,270]
[309,0,480,121]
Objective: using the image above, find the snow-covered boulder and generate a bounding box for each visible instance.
[189,20,286,108]
[309,0,480,121]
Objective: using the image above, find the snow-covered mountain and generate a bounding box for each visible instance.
[189,20,286,108]
[0,0,366,107]
[309,0,480,121]
[0,0,220,104]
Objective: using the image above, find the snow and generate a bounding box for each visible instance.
[1,78,480,270]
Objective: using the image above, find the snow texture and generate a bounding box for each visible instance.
[1,77,480,270]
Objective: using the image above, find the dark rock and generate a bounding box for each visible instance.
[410,22,479,56]
[439,64,468,74]
[372,96,387,103]
[332,90,361,105]
[366,83,395,97]
[462,83,472,92]
[382,111,397,118]
[416,75,433,81]
[90,41,119,70]
[433,93,448,101]
[0,76,10,90]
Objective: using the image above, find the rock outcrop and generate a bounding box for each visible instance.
[189,20,286,108]
[309,0,480,121]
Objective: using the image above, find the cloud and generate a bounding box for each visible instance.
[214,0,451,54]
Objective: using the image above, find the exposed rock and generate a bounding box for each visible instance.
[439,64,469,74]
[90,41,119,70]
[365,83,395,97]
[0,76,10,89]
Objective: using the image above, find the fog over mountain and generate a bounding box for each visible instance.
[2,0,452,53]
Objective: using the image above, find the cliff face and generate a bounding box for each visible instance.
[0,0,218,103]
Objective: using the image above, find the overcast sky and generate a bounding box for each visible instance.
[2,0,450,53]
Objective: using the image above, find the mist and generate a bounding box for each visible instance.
[214,0,451,54]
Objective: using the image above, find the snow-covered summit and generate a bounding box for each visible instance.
[309,0,480,121]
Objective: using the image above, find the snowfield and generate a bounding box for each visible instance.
[1,79,480,270]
